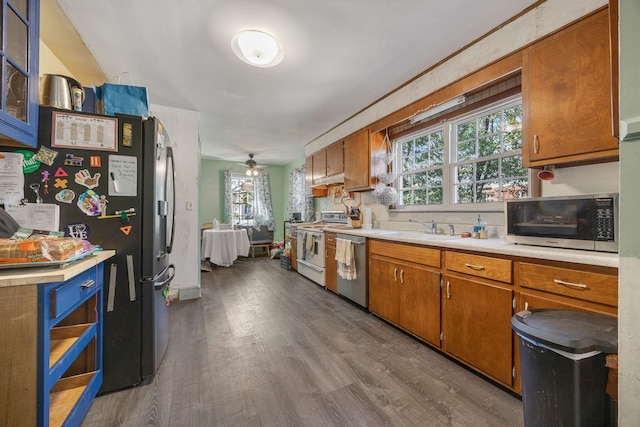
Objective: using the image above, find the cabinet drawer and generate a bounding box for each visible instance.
[370,240,441,268]
[50,269,98,319]
[518,262,617,306]
[445,251,512,283]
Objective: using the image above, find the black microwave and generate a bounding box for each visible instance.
[505,193,618,253]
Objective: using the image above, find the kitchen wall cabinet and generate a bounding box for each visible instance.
[325,231,337,293]
[369,240,441,346]
[344,128,387,192]
[310,141,344,185]
[0,0,40,148]
[522,9,618,167]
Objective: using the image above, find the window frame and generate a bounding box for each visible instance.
[391,94,532,213]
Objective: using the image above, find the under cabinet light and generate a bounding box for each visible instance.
[409,96,466,124]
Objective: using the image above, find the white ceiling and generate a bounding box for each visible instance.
[57,0,538,166]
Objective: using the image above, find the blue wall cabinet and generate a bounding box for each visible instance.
[0,0,39,148]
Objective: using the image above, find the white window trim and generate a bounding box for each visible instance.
[390,95,532,213]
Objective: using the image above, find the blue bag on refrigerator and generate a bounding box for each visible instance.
[93,72,150,117]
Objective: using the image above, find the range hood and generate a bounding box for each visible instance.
[312,172,344,186]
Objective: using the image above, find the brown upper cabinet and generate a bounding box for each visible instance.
[344,128,387,192]
[522,9,618,167]
[310,140,344,185]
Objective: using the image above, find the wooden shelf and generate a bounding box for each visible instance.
[49,323,93,368]
[49,371,95,427]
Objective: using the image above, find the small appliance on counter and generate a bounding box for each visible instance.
[505,193,618,252]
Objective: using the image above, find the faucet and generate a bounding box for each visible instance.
[448,224,455,236]
[409,218,437,234]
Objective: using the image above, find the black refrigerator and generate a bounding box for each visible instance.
[25,106,176,393]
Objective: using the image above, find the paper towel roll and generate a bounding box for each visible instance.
[363,208,372,225]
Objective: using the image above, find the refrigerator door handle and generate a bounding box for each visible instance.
[145,264,175,290]
[166,147,176,254]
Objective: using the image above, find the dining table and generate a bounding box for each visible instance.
[201,228,250,267]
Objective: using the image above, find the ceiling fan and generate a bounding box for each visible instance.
[239,153,262,176]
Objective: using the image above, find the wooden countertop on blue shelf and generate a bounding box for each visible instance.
[0,250,115,288]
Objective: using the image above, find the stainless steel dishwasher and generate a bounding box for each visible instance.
[336,234,367,308]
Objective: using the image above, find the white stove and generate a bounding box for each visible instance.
[296,211,348,286]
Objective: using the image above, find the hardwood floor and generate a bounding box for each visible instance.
[82,258,523,426]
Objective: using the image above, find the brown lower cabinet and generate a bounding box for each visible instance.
[442,273,515,386]
[365,239,618,395]
[325,232,337,293]
[369,240,442,347]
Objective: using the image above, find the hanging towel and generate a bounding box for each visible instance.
[305,232,314,254]
[335,238,357,280]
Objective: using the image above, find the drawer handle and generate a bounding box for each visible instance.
[400,269,404,284]
[393,268,398,282]
[554,279,588,289]
[80,279,95,289]
[464,263,485,271]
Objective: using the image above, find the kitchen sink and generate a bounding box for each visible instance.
[370,230,459,240]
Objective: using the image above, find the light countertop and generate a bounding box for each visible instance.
[322,227,619,269]
[0,250,116,288]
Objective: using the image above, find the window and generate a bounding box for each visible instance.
[231,174,254,226]
[395,96,528,210]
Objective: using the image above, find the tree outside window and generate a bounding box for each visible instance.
[395,96,528,208]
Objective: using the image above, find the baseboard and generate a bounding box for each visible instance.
[176,286,202,300]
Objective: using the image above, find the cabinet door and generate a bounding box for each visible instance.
[443,275,514,385]
[344,129,370,191]
[325,233,337,293]
[369,255,400,322]
[326,142,344,176]
[290,238,298,271]
[312,150,327,182]
[522,10,618,166]
[398,261,441,347]
[0,0,39,147]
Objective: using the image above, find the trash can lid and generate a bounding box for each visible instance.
[511,309,618,354]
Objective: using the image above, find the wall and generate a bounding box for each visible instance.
[199,159,288,242]
[39,41,74,79]
[618,0,640,422]
[149,105,201,300]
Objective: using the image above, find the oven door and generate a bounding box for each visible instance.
[297,229,325,268]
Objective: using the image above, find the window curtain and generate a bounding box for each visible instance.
[253,172,275,230]
[223,170,234,224]
[288,165,306,221]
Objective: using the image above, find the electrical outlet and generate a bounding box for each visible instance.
[186,201,193,211]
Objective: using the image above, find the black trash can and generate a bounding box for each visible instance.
[511,309,618,427]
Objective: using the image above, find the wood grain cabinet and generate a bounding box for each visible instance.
[344,128,387,192]
[442,251,515,387]
[369,240,441,346]
[522,9,618,167]
[512,259,618,394]
[325,231,337,293]
[310,141,344,185]
[0,0,40,148]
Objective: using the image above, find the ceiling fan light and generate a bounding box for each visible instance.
[231,30,284,67]
[246,169,253,176]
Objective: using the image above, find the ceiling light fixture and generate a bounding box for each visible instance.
[231,30,284,68]
[409,96,466,124]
